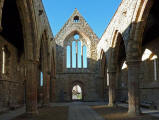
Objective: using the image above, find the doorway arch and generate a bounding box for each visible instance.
[71,81,84,101]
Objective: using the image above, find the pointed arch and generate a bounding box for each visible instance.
[63,30,91,47]
[127,0,155,60]
[100,49,106,77]
[70,81,85,101]
[109,32,126,71]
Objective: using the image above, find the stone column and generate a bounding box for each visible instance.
[0,0,4,32]
[50,76,56,102]
[26,60,38,115]
[127,60,140,116]
[115,66,120,89]
[108,71,116,107]
[43,72,50,106]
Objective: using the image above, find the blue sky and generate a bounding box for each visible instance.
[42,0,122,38]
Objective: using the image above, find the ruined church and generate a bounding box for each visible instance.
[0,0,159,120]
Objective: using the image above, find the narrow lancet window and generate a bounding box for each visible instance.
[2,47,6,74]
[78,41,82,68]
[83,45,87,68]
[72,41,76,68]
[107,69,109,86]
[40,72,43,86]
[66,46,71,68]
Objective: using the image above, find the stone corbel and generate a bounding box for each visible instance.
[0,0,4,32]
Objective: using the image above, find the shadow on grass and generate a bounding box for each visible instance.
[91,105,159,120]
[12,106,68,120]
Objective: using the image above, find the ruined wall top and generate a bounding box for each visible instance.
[55,9,100,73]
[55,8,99,46]
[97,0,140,59]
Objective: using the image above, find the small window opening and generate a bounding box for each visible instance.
[107,69,109,86]
[2,47,6,74]
[74,16,79,22]
[74,34,79,40]
[40,72,43,86]
[121,61,127,70]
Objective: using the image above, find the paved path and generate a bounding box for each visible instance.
[68,102,105,120]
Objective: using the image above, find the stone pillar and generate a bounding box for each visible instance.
[26,60,38,115]
[43,72,50,106]
[108,71,116,107]
[127,60,140,116]
[0,0,4,32]
[115,66,120,89]
[50,77,56,102]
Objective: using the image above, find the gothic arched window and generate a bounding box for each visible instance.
[66,34,87,68]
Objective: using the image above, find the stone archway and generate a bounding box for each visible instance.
[100,49,108,100]
[70,81,84,101]
[72,84,82,100]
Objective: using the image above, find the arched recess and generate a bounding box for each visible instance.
[100,49,106,77]
[50,48,56,102]
[38,31,50,105]
[0,0,39,114]
[132,0,159,113]
[16,0,38,60]
[123,1,159,115]
[0,0,5,31]
[100,49,108,99]
[108,31,127,106]
[37,38,45,104]
[70,81,85,101]
[110,32,126,73]
[127,0,155,60]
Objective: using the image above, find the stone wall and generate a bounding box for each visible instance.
[97,0,159,112]
[118,60,159,109]
[0,0,56,113]
[0,36,25,110]
[55,9,104,102]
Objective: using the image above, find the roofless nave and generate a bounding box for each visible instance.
[0,0,159,120]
